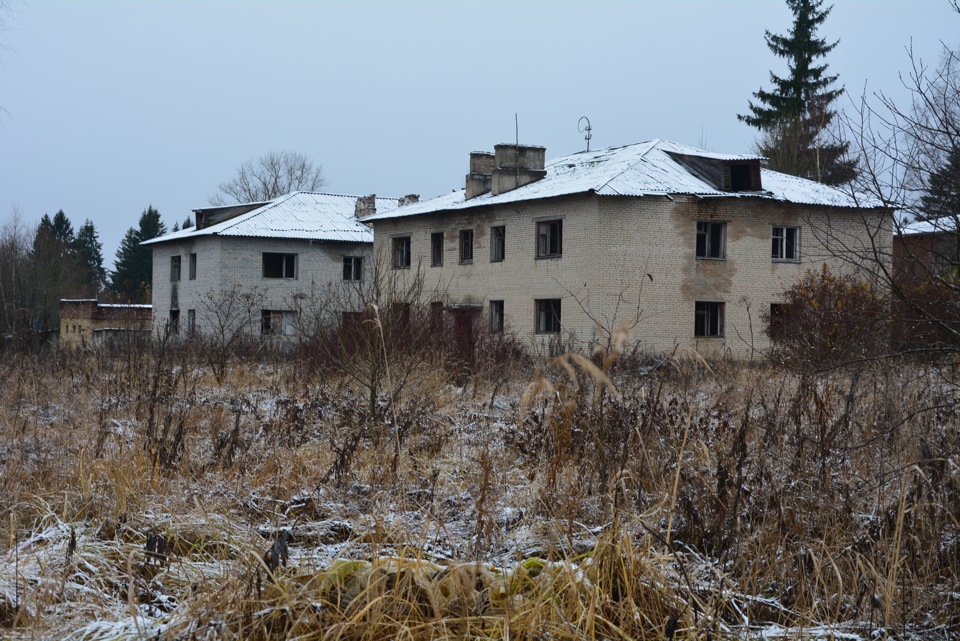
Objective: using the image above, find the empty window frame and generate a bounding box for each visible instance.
[772,226,800,261]
[491,226,506,262]
[170,255,181,282]
[490,300,504,333]
[187,309,196,334]
[169,309,180,335]
[262,253,297,279]
[694,301,724,337]
[460,229,474,263]
[393,236,411,269]
[342,256,363,281]
[261,310,297,336]
[696,221,726,259]
[189,253,197,280]
[536,298,561,334]
[729,163,757,191]
[537,220,562,258]
[431,232,444,267]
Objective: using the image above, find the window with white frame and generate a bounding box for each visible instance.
[772,226,800,261]
[696,221,726,259]
[536,298,561,334]
[342,256,363,281]
[694,301,724,337]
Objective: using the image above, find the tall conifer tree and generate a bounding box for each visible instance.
[739,0,856,185]
[73,219,107,293]
[110,205,167,303]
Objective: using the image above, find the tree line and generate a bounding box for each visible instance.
[0,205,190,346]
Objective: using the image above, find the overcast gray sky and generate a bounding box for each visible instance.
[1,1,956,268]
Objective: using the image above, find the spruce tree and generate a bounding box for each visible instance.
[50,210,76,246]
[920,147,960,221]
[182,216,194,229]
[738,0,856,185]
[29,211,86,332]
[72,219,107,293]
[110,205,167,303]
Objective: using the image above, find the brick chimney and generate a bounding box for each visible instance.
[399,194,420,207]
[491,144,546,196]
[466,151,495,200]
[355,194,377,218]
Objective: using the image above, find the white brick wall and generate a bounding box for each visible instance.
[151,236,373,337]
[371,194,891,358]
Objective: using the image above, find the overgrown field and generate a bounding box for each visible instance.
[1,342,959,640]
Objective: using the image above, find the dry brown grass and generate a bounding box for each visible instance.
[0,344,958,639]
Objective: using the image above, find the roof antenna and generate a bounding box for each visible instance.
[578,116,592,152]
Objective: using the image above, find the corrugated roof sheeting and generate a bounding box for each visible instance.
[362,139,883,222]
[143,192,400,245]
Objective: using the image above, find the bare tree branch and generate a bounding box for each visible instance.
[210,151,326,206]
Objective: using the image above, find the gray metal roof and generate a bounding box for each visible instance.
[143,191,400,246]
[362,139,883,223]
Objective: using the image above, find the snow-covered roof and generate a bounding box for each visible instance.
[362,139,882,222]
[899,216,958,235]
[142,192,401,246]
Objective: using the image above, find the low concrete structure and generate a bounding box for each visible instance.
[59,299,152,348]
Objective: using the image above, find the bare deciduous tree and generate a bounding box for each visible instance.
[209,151,326,206]
[833,4,960,354]
[196,284,265,383]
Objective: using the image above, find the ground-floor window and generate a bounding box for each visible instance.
[536,298,561,334]
[261,309,298,336]
[694,301,724,337]
[169,309,180,335]
[490,300,504,332]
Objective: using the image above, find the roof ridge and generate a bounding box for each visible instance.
[592,140,662,194]
[216,192,295,233]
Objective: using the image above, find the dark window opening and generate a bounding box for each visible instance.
[187,309,196,334]
[696,221,726,259]
[189,253,197,280]
[730,163,756,191]
[491,226,505,262]
[342,256,363,281]
[169,309,180,335]
[460,229,474,263]
[393,237,411,269]
[491,300,504,333]
[536,298,561,334]
[695,301,724,337]
[537,220,562,258]
[263,253,297,278]
[170,255,181,282]
[431,232,444,267]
